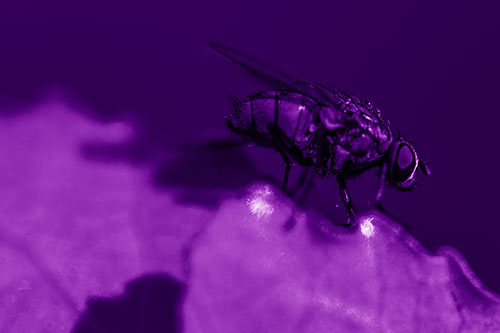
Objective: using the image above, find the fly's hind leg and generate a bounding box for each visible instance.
[294,167,315,203]
[277,147,292,193]
[267,123,312,194]
[337,174,357,224]
[268,124,293,193]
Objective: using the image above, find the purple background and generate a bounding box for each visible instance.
[0,0,499,299]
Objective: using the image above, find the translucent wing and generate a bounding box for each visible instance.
[208,42,343,106]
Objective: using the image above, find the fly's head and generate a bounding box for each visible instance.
[386,139,431,191]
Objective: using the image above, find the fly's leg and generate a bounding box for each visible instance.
[295,166,311,190]
[294,167,315,203]
[267,124,312,165]
[337,175,357,223]
[268,124,293,193]
[277,148,292,192]
[375,162,388,203]
[267,123,312,193]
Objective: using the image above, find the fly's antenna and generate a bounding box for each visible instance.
[419,160,431,176]
[395,127,402,141]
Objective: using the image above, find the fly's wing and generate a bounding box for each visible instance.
[208,42,340,106]
[313,81,380,116]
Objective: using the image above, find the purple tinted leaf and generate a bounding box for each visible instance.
[183,184,500,332]
[0,100,205,332]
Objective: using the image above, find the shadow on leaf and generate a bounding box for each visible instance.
[73,273,184,333]
[153,147,276,207]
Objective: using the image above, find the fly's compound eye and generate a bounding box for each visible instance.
[391,142,418,188]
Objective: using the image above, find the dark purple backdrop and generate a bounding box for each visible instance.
[1,0,499,294]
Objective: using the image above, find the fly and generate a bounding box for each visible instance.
[209,42,431,223]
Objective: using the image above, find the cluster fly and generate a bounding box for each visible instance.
[210,42,430,222]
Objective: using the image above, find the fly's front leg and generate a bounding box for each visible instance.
[375,162,388,203]
[337,175,356,223]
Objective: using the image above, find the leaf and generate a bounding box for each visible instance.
[183,184,500,332]
[0,101,206,332]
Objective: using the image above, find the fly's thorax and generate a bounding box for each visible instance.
[352,108,392,153]
[319,99,393,154]
[319,106,344,131]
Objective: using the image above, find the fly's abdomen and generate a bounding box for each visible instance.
[227,90,318,146]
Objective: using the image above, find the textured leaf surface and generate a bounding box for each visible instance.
[0,101,207,332]
[184,185,500,332]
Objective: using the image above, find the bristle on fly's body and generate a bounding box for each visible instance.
[226,92,241,110]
